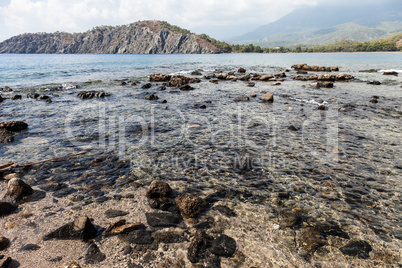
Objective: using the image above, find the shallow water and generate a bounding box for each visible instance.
[0,53,401,266]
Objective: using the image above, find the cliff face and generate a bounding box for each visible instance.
[0,21,220,54]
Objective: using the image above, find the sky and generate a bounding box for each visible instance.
[0,0,390,42]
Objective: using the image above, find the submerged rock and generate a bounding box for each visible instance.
[77,91,108,99]
[187,230,209,263]
[146,180,172,199]
[234,96,250,102]
[19,243,41,251]
[0,129,14,143]
[145,94,159,100]
[238,67,246,73]
[279,208,302,228]
[210,234,236,257]
[43,215,98,241]
[383,71,398,76]
[85,241,106,264]
[150,73,172,82]
[104,209,128,218]
[297,227,326,253]
[175,194,206,218]
[0,202,16,216]
[0,236,10,251]
[146,212,182,227]
[340,240,372,259]
[0,256,12,267]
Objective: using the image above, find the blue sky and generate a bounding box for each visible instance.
[0,0,393,41]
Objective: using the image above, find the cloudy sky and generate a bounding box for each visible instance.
[0,0,389,41]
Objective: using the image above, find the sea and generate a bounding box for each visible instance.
[0,53,401,267]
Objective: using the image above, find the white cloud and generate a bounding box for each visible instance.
[0,0,386,41]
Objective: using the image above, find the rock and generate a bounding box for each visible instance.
[0,96,3,103]
[297,227,326,253]
[146,180,172,199]
[217,73,228,80]
[43,215,98,241]
[259,74,274,81]
[234,96,250,102]
[3,178,33,202]
[0,256,12,268]
[228,71,235,76]
[0,121,28,132]
[288,125,299,131]
[239,74,251,81]
[210,234,236,257]
[383,71,398,76]
[0,237,10,251]
[0,202,16,216]
[158,99,167,103]
[158,85,166,90]
[77,91,107,99]
[339,240,372,259]
[278,208,302,228]
[150,73,172,82]
[141,83,152,89]
[332,66,339,71]
[146,212,182,227]
[11,95,22,100]
[187,230,209,263]
[336,73,354,81]
[153,231,187,243]
[36,94,50,100]
[260,93,273,102]
[251,93,257,97]
[119,230,154,245]
[175,194,206,218]
[317,105,328,111]
[120,81,127,85]
[145,94,158,100]
[368,81,381,85]
[274,72,286,78]
[247,82,255,87]
[103,220,142,236]
[19,243,40,251]
[0,129,14,144]
[85,241,105,264]
[169,76,200,87]
[191,71,202,76]
[238,68,246,73]
[370,97,379,103]
[226,75,238,81]
[209,79,218,84]
[1,86,12,92]
[271,82,281,86]
[104,209,129,218]
[27,93,40,99]
[310,82,333,88]
[179,84,194,91]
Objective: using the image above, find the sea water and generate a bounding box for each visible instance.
[0,53,401,267]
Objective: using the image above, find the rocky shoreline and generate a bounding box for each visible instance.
[0,64,401,267]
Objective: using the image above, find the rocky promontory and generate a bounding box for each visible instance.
[0,20,221,54]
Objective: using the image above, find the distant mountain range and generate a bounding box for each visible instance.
[0,21,220,54]
[230,1,402,46]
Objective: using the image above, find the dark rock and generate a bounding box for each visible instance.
[238,68,246,73]
[77,91,107,99]
[0,237,10,251]
[85,241,105,264]
[297,227,326,253]
[194,103,207,109]
[234,96,250,102]
[19,243,40,251]
[217,73,228,80]
[368,81,381,85]
[158,99,167,103]
[209,79,218,84]
[0,129,14,144]
[169,75,200,87]
[274,72,286,78]
[43,215,98,241]
[193,216,214,229]
[191,71,202,76]
[120,81,127,85]
[288,125,299,131]
[175,194,206,218]
[383,71,398,76]
[211,234,236,257]
[317,105,328,111]
[146,212,182,227]
[105,209,129,218]
[11,95,22,100]
[150,73,172,82]
[370,98,378,103]
[146,180,172,199]
[259,74,274,81]
[339,240,372,259]
[271,82,281,86]
[153,231,187,243]
[187,230,209,263]
[0,121,28,132]
[279,208,302,228]
[0,202,16,217]
[36,94,50,100]
[0,256,12,267]
[251,93,257,97]
[27,93,40,99]
[239,74,251,81]
[3,178,33,202]
[145,94,158,100]
[336,73,354,81]
[141,83,152,89]
[332,66,339,71]
[247,82,255,87]
[0,96,3,103]
[179,84,194,91]
[158,86,166,91]
[261,93,273,102]
[119,230,154,245]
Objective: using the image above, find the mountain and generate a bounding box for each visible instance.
[0,21,221,54]
[231,1,402,46]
